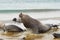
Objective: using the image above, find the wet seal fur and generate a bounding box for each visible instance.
[19,13,51,34]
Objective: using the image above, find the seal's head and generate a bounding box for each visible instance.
[19,12,23,18]
[19,12,30,19]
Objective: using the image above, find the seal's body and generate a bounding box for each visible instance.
[4,25,24,32]
[19,13,51,34]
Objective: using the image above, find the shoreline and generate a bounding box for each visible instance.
[0,9,60,13]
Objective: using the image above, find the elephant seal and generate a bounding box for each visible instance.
[3,25,26,32]
[19,13,51,34]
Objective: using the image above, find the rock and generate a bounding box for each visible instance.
[53,33,60,38]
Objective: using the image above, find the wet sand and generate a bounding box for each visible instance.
[0,27,60,40]
[0,21,60,40]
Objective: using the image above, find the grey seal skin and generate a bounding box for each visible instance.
[19,13,51,34]
[3,25,25,32]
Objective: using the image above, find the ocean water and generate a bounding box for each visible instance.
[0,9,60,25]
[0,9,60,20]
